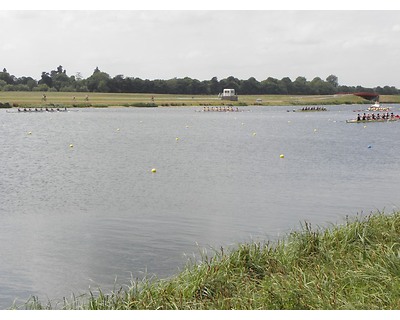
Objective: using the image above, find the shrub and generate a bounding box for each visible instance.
[129,103,158,107]
[0,102,11,108]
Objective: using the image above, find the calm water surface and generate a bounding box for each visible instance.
[1,105,400,308]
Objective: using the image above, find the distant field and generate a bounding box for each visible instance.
[1,91,400,108]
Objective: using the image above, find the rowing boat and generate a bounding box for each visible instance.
[6,108,79,113]
[367,101,390,112]
[346,118,400,123]
[290,107,328,112]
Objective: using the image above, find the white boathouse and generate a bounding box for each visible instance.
[220,88,238,101]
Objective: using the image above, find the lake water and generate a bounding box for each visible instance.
[1,105,400,308]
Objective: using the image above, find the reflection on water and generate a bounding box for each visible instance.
[0,105,400,308]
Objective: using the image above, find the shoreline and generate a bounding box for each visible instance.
[2,92,400,109]
[16,211,400,310]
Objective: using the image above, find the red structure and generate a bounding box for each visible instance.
[353,92,379,101]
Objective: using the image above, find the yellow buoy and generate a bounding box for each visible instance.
[151,168,157,173]
[252,132,256,136]
[69,144,74,148]
[116,128,120,131]
[28,131,32,135]
[314,128,317,132]
[176,137,179,141]
[280,154,285,158]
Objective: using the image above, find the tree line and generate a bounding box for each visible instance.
[1,65,399,96]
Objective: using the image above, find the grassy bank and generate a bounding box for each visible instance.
[2,91,400,108]
[19,211,400,310]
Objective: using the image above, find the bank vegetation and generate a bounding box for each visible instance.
[2,91,400,109]
[19,211,400,310]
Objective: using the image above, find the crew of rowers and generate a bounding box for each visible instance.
[356,112,399,121]
[202,106,240,112]
[18,107,68,112]
[300,106,327,111]
[367,107,390,112]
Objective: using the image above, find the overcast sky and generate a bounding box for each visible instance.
[1,8,400,88]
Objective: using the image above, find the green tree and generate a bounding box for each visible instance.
[209,76,220,95]
[326,74,339,88]
[309,77,335,95]
[16,76,37,90]
[260,77,280,94]
[2,84,16,91]
[0,69,14,84]
[86,67,111,92]
[39,72,52,87]
[47,65,74,91]
[279,77,293,94]
[190,79,207,94]
[108,75,125,93]
[241,77,260,94]
[97,80,110,92]
[130,78,145,93]
[75,81,89,92]
[52,72,71,91]
[375,86,399,95]
[152,79,167,93]
[293,76,310,94]
[32,84,50,91]
[220,76,240,93]
[13,84,30,91]
[0,79,7,89]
